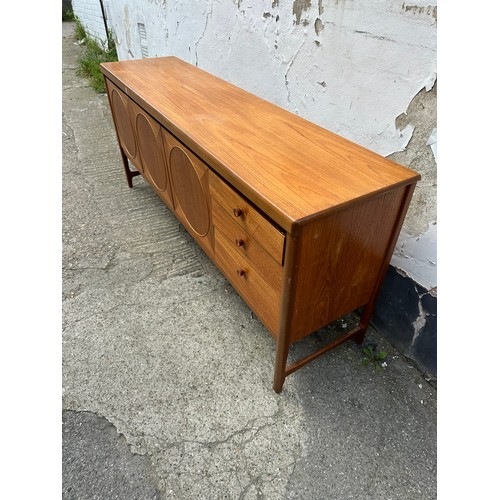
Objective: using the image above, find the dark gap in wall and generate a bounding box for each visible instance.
[372,265,437,376]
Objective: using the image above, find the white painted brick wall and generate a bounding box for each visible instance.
[72,0,111,47]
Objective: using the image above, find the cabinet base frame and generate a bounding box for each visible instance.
[273,321,369,393]
[285,325,363,374]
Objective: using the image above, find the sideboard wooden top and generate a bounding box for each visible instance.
[101,56,420,232]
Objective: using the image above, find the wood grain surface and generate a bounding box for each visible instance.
[288,187,406,342]
[210,172,285,264]
[105,79,142,172]
[214,227,282,336]
[212,201,283,288]
[162,128,214,259]
[101,57,421,232]
[130,99,171,198]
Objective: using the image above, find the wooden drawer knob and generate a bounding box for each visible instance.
[235,238,245,247]
[236,268,246,277]
[233,208,243,217]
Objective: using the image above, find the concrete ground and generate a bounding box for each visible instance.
[62,21,437,499]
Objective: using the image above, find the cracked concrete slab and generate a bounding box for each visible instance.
[62,21,436,499]
[63,410,163,499]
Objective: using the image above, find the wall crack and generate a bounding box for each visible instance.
[195,0,214,67]
[284,40,306,106]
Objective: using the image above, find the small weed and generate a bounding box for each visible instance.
[361,345,388,371]
[62,9,75,22]
[74,18,118,93]
[74,18,87,43]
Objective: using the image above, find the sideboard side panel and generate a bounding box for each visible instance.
[289,187,406,343]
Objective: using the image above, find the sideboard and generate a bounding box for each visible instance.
[100,56,420,392]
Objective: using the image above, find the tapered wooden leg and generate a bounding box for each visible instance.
[120,148,141,188]
[273,230,301,393]
[354,330,366,345]
[273,338,290,393]
[348,302,376,345]
[354,307,371,345]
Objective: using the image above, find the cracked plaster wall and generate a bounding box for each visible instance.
[103,0,437,291]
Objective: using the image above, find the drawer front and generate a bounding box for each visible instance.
[210,173,285,265]
[213,201,282,288]
[215,228,282,336]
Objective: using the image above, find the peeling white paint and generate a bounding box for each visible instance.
[396,124,415,153]
[100,0,437,289]
[106,0,436,155]
[426,127,437,162]
[424,72,437,91]
[392,223,437,290]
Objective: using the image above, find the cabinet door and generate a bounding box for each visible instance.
[162,129,214,258]
[129,100,173,209]
[105,79,143,172]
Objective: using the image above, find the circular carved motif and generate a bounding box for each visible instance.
[135,113,167,192]
[111,89,137,160]
[169,147,210,237]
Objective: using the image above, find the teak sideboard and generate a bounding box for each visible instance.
[100,56,420,393]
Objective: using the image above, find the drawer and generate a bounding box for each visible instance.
[215,227,282,336]
[213,201,282,288]
[210,173,285,265]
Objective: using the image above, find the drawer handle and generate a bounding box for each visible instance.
[236,269,246,277]
[235,238,245,247]
[233,208,244,217]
